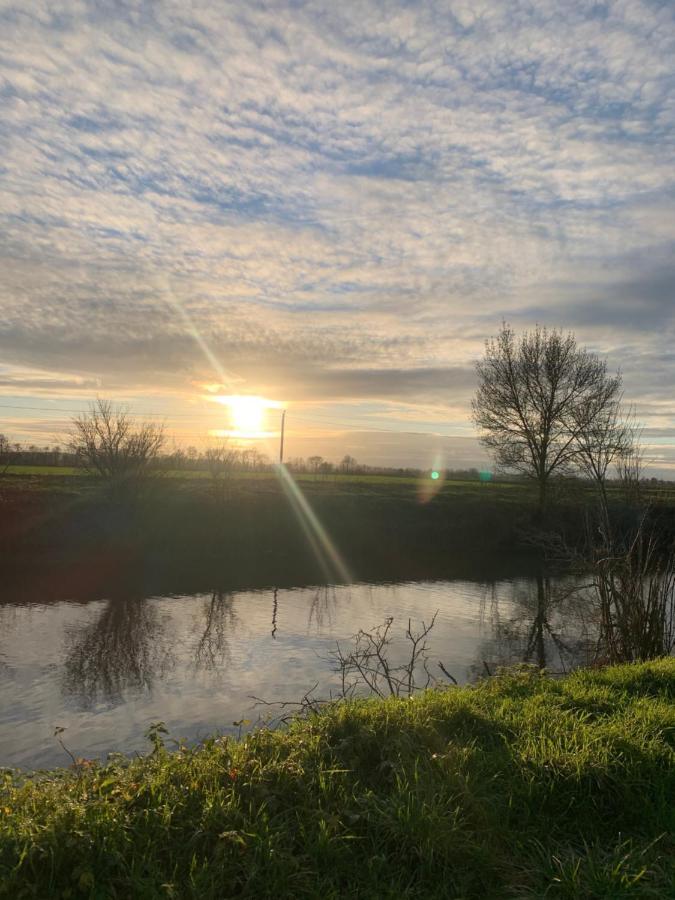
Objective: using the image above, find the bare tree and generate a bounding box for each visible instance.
[340,454,357,474]
[204,442,237,502]
[0,434,11,476]
[67,399,165,488]
[573,399,635,535]
[472,323,622,511]
[615,417,644,504]
[307,455,324,477]
[204,442,237,480]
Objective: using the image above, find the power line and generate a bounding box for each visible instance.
[0,402,196,418]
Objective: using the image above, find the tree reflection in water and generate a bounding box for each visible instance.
[0,606,17,678]
[307,585,338,633]
[193,589,238,672]
[63,597,174,709]
[473,575,598,677]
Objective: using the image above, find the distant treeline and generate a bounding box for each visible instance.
[2,435,672,486]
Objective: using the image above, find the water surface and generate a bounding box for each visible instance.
[0,576,596,768]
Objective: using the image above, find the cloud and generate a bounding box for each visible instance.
[0,1,673,470]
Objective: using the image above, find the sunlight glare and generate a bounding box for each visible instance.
[211,395,282,439]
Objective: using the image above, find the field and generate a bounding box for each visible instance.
[5,463,673,495]
[5,463,512,488]
[1,659,673,898]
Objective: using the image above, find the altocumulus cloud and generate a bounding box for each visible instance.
[0,0,674,469]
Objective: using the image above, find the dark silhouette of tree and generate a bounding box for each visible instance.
[0,434,11,476]
[307,455,324,477]
[67,398,165,489]
[472,323,622,511]
[340,455,357,474]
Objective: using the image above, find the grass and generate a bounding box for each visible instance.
[1,659,674,898]
[5,463,517,487]
[0,467,552,594]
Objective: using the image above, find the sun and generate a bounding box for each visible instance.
[229,396,265,434]
[210,395,282,439]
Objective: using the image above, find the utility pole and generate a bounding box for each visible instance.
[279,409,286,465]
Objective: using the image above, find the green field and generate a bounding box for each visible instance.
[1,660,673,898]
[3,464,525,493]
[5,464,488,485]
[0,463,543,492]
[5,464,82,477]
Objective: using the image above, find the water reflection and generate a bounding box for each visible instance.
[63,596,174,709]
[474,576,597,676]
[307,585,338,633]
[0,574,603,768]
[193,590,238,672]
[271,587,278,638]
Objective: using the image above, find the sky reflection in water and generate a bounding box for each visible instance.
[0,577,597,768]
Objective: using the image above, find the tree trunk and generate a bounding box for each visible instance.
[537,475,547,520]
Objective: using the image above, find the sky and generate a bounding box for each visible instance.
[1,0,674,472]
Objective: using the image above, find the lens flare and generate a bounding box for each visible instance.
[275,463,351,584]
[418,453,446,503]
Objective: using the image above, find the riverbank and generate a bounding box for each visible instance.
[0,473,546,599]
[1,659,673,898]
[4,472,671,600]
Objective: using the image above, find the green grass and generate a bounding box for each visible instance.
[6,465,673,500]
[5,464,81,476]
[4,464,506,487]
[2,660,674,898]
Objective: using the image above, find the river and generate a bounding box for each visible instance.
[0,573,599,768]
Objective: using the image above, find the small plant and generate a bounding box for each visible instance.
[332,612,455,698]
[145,721,169,754]
[251,615,456,726]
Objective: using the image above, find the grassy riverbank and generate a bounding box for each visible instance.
[0,473,547,597]
[1,660,674,898]
[6,471,672,599]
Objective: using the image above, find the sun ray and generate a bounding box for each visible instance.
[274,463,351,584]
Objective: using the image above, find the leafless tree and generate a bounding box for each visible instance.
[615,416,644,504]
[472,323,622,511]
[340,454,357,474]
[67,399,165,487]
[204,442,237,480]
[204,442,238,504]
[573,399,635,534]
[0,434,11,476]
[240,447,267,471]
[307,455,324,477]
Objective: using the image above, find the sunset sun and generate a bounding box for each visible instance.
[211,395,282,439]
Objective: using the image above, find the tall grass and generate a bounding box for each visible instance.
[1,660,674,898]
[596,533,675,663]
